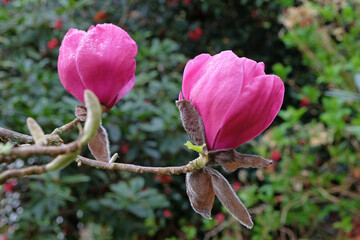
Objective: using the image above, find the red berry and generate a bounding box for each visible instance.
[188,27,203,41]
[54,17,62,29]
[47,38,58,49]
[275,195,282,203]
[120,144,129,154]
[300,97,310,108]
[155,175,173,185]
[232,181,241,191]
[215,213,224,225]
[4,180,17,193]
[271,150,281,162]
[93,10,107,23]
[163,209,172,218]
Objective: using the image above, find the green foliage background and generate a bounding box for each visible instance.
[0,0,359,239]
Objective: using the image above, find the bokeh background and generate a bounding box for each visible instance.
[1,0,360,239]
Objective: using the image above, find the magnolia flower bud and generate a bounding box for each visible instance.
[180,50,284,150]
[58,23,137,110]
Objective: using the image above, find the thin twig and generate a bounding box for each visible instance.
[280,226,297,240]
[0,165,47,184]
[0,118,81,146]
[0,118,85,165]
[318,187,340,204]
[204,222,227,240]
[248,204,267,215]
[50,118,81,136]
[77,155,202,175]
[0,140,82,164]
[0,91,101,184]
[280,192,311,225]
[330,184,359,199]
[0,137,20,146]
[0,127,34,144]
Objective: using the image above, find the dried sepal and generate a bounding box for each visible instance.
[75,105,87,122]
[208,149,273,172]
[186,170,215,219]
[204,167,253,229]
[176,99,207,147]
[88,124,110,162]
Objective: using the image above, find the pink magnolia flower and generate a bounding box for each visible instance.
[177,51,283,228]
[58,23,137,110]
[180,50,284,150]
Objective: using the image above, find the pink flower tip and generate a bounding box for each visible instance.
[58,23,138,110]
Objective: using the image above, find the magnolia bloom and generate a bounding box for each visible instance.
[180,50,284,150]
[58,23,137,110]
[177,50,284,228]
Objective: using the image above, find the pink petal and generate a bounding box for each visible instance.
[57,29,86,103]
[114,75,135,104]
[184,51,246,148]
[182,53,211,100]
[240,58,265,88]
[76,23,137,109]
[212,74,284,149]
